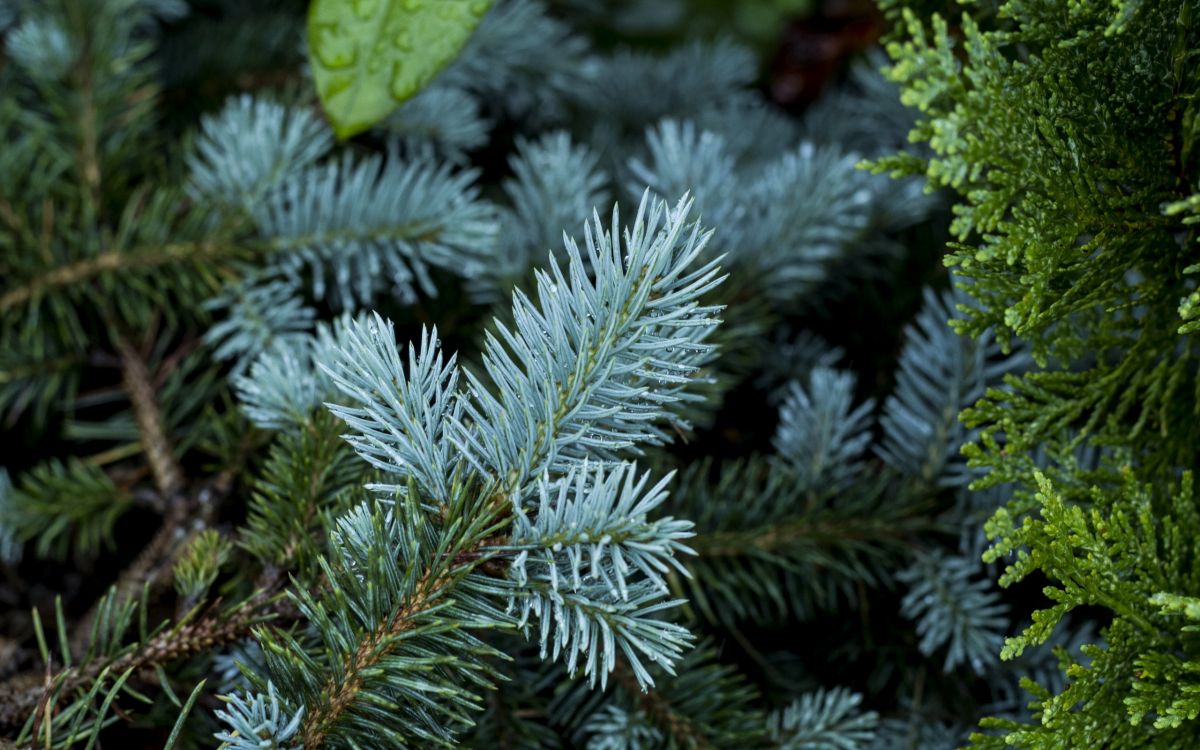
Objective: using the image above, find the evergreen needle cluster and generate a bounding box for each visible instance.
[7,0,1189,748]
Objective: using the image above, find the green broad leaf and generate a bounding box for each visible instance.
[308,0,493,139]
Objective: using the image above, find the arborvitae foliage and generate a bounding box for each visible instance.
[878,0,1200,746]
[0,0,1125,747]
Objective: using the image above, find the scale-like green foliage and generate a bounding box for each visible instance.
[878,0,1200,746]
[876,0,1200,474]
[972,471,1200,746]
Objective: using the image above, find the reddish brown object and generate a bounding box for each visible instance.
[769,0,884,110]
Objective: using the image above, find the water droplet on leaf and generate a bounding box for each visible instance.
[312,24,358,69]
[352,0,379,19]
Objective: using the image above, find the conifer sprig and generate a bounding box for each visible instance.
[0,0,1082,745]
[217,193,727,747]
[448,193,725,495]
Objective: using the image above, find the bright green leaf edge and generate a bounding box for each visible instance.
[307,0,494,139]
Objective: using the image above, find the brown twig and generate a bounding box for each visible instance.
[0,240,241,313]
[298,490,512,748]
[299,569,450,749]
[114,337,184,497]
[66,347,257,653]
[70,19,102,221]
[1,592,288,734]
[68,425,257,654]
[63,336,190,652]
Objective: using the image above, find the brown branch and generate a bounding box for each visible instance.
[114,337,184,497]
[82,510,192,648]
[67,509,192,659]
[69,426,258,654]
[0,354,85,386]
[70,20,102,219]
[61,338,189,651]
[13,561,303,734]
[0,592,287,733]
[26,663,52,750]
[0,240,241,313]
[300,570,451,749]
[296,484,511,747]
